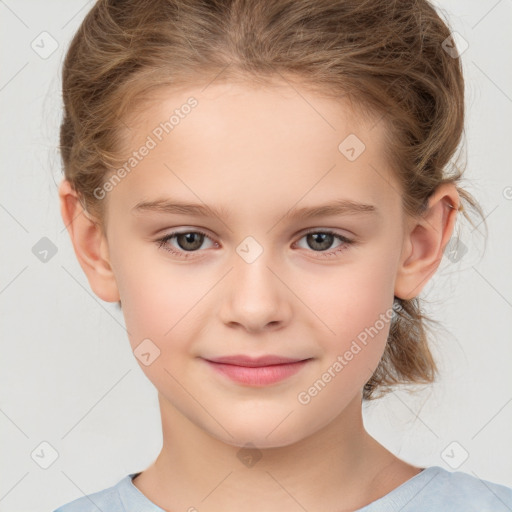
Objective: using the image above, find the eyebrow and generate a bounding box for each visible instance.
[132,198,379,221]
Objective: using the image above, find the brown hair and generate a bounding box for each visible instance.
[59,0,486,400]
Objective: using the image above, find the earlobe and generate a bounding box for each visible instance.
[394,183,460,300]
[58,179,120,303]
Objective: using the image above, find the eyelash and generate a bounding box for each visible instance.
[156,229,355,259]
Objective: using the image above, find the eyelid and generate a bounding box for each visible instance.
[298,227,354,239]
[156,227,356,260]
[156,227,352,245]
[156,229,216,254]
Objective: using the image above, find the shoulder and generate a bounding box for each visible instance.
[398,466,512,511]
[52,475,128,512]
[360,466,512,512]
[434,467,512,510]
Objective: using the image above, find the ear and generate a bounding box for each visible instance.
[394,183,461,300]
[58,179,120,302]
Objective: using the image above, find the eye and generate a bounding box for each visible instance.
[293,230,355,258]
[156,229,355,259]
[156,230,216,258]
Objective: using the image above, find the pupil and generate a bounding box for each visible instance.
[308,233,333,251]
[178,232,203,250]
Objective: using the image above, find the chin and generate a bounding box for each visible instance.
[206,420,312,450]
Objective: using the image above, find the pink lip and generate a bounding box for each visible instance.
[202,355,311,386]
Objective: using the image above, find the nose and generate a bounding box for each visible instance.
[218,247,293,334]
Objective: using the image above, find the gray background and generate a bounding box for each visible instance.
[1,1,511,510]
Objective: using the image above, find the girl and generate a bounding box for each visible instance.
[54,0,512,510]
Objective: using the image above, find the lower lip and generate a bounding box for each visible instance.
[203,359,310,386]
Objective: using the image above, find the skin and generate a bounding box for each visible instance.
[59,79,460,511]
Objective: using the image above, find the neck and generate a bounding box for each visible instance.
[132,393,417,512]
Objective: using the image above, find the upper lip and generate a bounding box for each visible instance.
[204,355,310,367]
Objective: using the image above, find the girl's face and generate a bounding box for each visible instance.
[103,80,409,448]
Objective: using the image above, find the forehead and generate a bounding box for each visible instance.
[127,78,375,149]
[110,80,401,222]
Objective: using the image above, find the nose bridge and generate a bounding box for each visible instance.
[232,235,279,301]
[219,235,291,331]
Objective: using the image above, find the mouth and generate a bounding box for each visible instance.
[202,355,312,387]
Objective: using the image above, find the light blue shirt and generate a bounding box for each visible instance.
[53,466,512,511]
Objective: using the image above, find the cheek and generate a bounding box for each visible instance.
[296,254,395,385]
[295,274,393,415]
[108,237,199,349]
[111,261,227,384]
[300,255,395,339]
